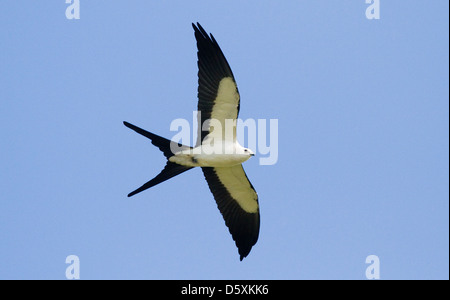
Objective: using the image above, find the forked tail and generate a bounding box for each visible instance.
[123,121,193,197]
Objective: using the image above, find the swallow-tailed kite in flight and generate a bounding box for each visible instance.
[124,23,259,260]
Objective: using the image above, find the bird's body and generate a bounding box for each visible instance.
[169,141,253,168]
[124,23,260,260]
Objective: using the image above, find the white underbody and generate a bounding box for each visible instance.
[169,141,253,167]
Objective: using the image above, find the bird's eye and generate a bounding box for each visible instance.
[244,149,248,152]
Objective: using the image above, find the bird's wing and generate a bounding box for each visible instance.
[192,23,240,146]
[202,164,259,260]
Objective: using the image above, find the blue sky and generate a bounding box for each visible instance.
[0,1,448,279]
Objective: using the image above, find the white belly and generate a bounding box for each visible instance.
[169,143,251,167]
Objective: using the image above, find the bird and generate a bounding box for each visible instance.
[123,23,259,261]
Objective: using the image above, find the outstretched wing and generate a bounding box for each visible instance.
[202,165,259,260]
[192,23,240,146]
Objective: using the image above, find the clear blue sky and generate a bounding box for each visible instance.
[0,1,448,279]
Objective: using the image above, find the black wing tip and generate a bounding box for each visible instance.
[238,243,255,261]
[233,220,259,261]
[192,22,213,41]
[192,22,204,32]
[239,252,248,261]
[234,225,259,261]
[192,22,199,33]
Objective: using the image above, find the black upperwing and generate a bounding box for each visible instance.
[193,24,259,260]
[202,165,260,261]
[192,23,240,145]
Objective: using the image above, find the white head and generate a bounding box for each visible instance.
[235,143,255,157]
[243,147,255,156]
